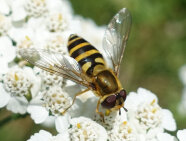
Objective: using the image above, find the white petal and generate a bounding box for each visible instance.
[162,109,176,131]
[27,130,52,141]
[177,129,186,141]
[53,132,70,141]
[8,27,34,43]
[0,0,10,14]
[179,65,186,85]
[0,84,10,108]
[80,96,98,118]
[0,61,8,74]
[125,88,159,111]
[47,0,72,14]
[178,87,186,115]
[27,105,49,124]
[125,92,139,110]
[25,68,41,98]
[11,0,27,21]
[55,116,70,133]
[137,87,158,102]
[157,132,175,141]
[6,97,27,114]
[41,116,55,128]
[0,36,12,48]
[0,36,15,62]
[146,127,164,139]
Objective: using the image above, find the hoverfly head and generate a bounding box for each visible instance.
[101,89,127,111]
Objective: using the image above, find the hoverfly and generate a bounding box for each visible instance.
[20,8,132,120]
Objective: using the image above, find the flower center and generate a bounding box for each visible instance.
[135,99,162,130]
[3,68,32,97]
[42,87,72,116]
[33,0,45,6]
[38,69,66,89]
[18,36,34,49]
[108,121,137,141]
[69,121,98,141]
[44,36,67,54]
[47,13,68,32]
[25,0,47,17]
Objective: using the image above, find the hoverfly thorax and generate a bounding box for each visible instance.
[95,69,118,95]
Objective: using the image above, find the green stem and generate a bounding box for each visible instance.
[0,113,28,127]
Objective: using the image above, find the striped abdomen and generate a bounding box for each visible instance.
[67,34,105,76]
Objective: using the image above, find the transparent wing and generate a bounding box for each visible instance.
[102,8,132,76]
[19,48,90,88]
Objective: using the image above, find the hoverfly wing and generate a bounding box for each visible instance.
[102,8,132,76]
[19,48,90,88]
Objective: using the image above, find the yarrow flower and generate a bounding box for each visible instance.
[108,121,138,141]
[0,66,41,113]
[68,117,107,141]
[125,88,176,139]
[0,0,185,141]
[55,117,108,141]
[34,67,66,90]
[42,86,72,116]
[44,35,68,54]
[3,68,32,97]
[46,12,69,32]
[27,130,69,141]
[24,0,48,18]
[94,110,126,130]
[135,99,162,130]
[17,36,35,50]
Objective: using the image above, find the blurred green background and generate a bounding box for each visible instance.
[0,0,185,140]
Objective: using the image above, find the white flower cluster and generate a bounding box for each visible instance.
[28,88,186,141]
[178,65,186,115]
[0,0,185,141]
[0,0,104,115]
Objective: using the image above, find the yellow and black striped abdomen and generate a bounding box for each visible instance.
[67,34,105,76]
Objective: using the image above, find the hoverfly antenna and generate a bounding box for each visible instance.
[123,107,128,112]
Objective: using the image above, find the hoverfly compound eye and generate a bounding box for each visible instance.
[119,89,127,101]
[101,95,116,109]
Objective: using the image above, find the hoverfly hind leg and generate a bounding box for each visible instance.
[62,88,90,115]
[96,98,105,122]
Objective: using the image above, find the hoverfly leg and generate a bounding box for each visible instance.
[62,88,90,115]
[96,98,105,122]
[119,108,121,115]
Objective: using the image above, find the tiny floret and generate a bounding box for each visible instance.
[42,86,72,116]
[69,117,107,141]
[24,0,48,17]
[2,67,33,97]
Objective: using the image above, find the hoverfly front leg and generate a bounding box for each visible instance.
[62,88,90,115]
[96,98,105,122]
